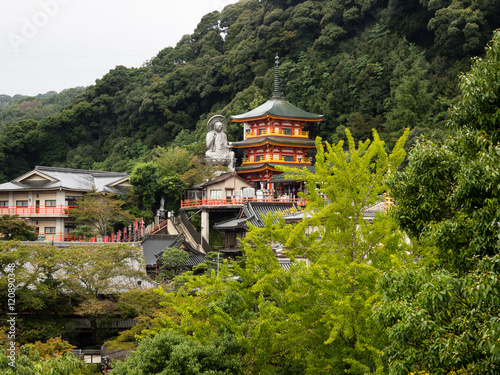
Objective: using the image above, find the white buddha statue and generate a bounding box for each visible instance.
[205,115,235,170]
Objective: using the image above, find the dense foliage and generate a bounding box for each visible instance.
[112,129,410,374]
[0,215,37,241]
[0,242,145,346]
[376,30,500,374]
[0,0,499,182]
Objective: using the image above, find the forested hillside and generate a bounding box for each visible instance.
[0,88,84,124]
[1,0,499,182]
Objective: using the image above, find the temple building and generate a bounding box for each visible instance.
[180,55,323,247]
[231,55,323,192]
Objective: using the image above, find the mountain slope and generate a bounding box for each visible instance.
[0,0,499,182]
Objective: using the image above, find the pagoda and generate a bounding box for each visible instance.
[231,55,323,190]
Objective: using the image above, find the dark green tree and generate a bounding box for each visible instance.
[158,247,189,282]
[0,215,37,241]
[111,329,242,375]
[376,31,500,374]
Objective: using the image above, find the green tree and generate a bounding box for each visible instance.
[111,329,242,375]
[141,128,410,374]
[69,191,135,238]
[157,247,189,282]
[0,345,92,375]
[0,242,72,345]
[129,161,184,220]
[376,31,500,374]
[0,215,37,241]
[153,146,193,177]
[55,243,145,345]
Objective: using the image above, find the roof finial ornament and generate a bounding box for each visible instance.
[273,53,282,98]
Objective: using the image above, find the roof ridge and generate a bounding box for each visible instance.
[35,166,129,176]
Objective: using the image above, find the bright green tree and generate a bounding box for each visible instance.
[376,31,500,374]
[142,128,410,374]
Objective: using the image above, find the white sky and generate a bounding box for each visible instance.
[0,0,239,96]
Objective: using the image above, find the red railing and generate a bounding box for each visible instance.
[147,219,169,235]
[181,197,307,208]
[0,205,75,216]
[38,232,83,242]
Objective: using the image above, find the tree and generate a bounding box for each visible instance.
[138,128,410,374]
[0,215,37,241]
[69,225,94,241]
[153,146,193,177]
[111,329,242,375]
[0,242,72,345]
[157,247,189,282]
[55,243,146,345]
[69,191,135,238]
[129,161,184,220]
[0,344,92,375]
[376,31,500,374]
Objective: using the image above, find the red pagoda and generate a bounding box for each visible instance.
[231,55,323,190]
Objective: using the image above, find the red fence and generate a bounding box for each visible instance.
[181,197,307,208]
[0,205,75,216]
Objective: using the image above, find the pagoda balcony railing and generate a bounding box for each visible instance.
[245,129,309,139]
[0,205,76,216]
[181,197,308,208]
[241,156,311,165]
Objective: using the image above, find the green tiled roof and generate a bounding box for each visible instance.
[231,96,323,122]
[236,162,313,173]
[231,136,317,148]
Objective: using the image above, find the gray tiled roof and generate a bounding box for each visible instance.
[214,201,298,230]
[244,202,298,227]
[0,166,129,193]
[141,234,185,265]
[187,254,206,267]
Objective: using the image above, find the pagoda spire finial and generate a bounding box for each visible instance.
[273,53,282,98]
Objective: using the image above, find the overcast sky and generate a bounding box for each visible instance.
[0,0,239,97]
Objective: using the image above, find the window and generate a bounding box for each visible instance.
[256,155,263,162]
[210,190,222,199]
[259,129,266,135]
[0,201,7,207]
[16,200,28,207]
[64,223,78,232]
[44,227,56,233]
[65,196,81,207]
[226,189,233,199]
[187,191,202,200]
[45,200,56,207]
[284,155,294,162]
[283,128,292,135]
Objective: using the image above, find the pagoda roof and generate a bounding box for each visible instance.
[269,165,316,182]
[236,162,311,174]
[231,96,323,122]
[232,135,317,148]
